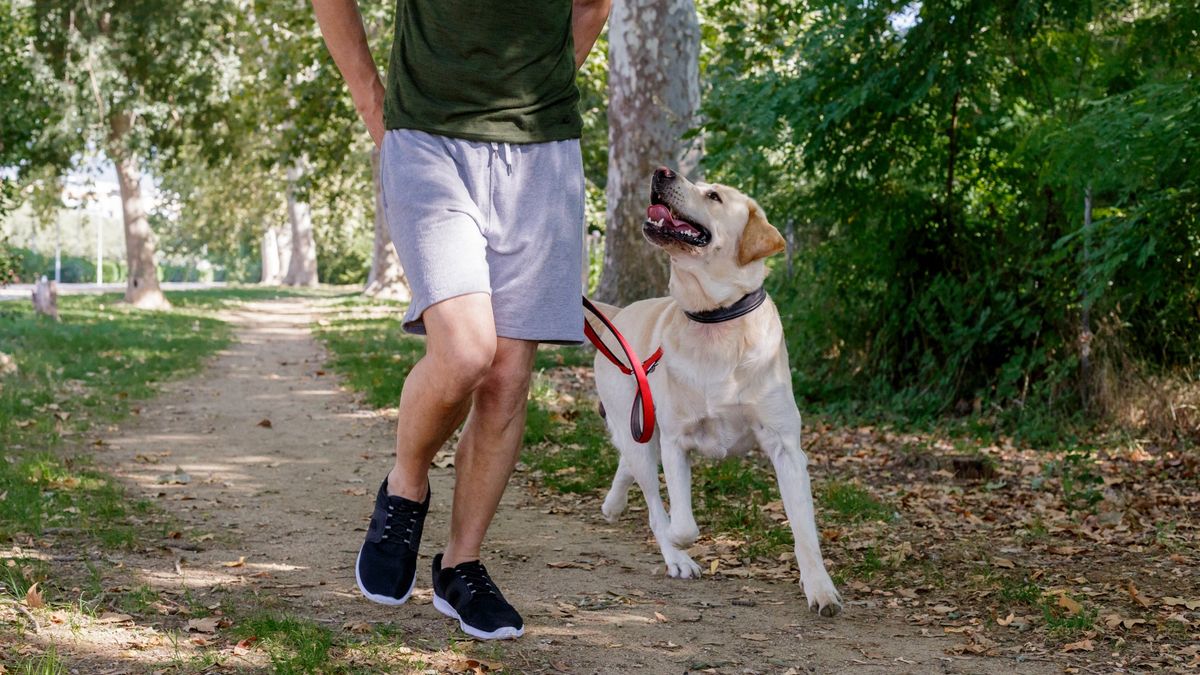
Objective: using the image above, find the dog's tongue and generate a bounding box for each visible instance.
[647,204,672,224]
[646,204,700,236]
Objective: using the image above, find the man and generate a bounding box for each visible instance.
[312,0,611,640]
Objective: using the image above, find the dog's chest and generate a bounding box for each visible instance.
[670,383,760,460]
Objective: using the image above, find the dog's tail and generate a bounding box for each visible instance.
[583,298,623,337]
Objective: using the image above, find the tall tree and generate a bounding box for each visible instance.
[282,163,318,286]
[596,0,702,305]
[32,0,238,308]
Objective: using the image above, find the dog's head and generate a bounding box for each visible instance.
[643,167,786,302]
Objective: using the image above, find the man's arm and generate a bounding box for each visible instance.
[311,0,386,146]
[573,0,612,69]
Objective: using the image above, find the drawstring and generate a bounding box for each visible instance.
[490,142,513,177]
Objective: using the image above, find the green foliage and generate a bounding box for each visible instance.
[700,0,1200,439]
[0,232,22,285]
[0,0,63,211]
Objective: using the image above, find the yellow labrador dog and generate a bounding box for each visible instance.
[587,167,842,617]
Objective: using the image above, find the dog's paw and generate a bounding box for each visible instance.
[666,521,700,548]
[802,573,843,618]
[601,493,627,523]
[664,550,703,579]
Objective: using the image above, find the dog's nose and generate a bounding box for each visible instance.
[655,166,676,180]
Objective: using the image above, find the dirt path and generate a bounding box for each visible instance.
[44,299,1050,673]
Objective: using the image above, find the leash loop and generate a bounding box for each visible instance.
[582,297,660,443]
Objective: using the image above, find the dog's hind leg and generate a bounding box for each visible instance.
[758,413,843,617]
[601,456,634,522]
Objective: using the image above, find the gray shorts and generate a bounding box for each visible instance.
[379,129,585,344]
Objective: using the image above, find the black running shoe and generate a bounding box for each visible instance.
[432,553,524,640]
[355,479,429,605]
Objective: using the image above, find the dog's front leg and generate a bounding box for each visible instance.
[660,440,701,550]
[759,415,842,617]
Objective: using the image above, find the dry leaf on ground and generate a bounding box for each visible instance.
[24,583,44,608]
[1062,638,1094,652]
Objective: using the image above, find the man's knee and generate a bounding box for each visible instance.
[475,340,536,407]
[430,332,496,394]
[423,295,498,395]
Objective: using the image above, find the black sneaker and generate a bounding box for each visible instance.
[355,479,429,605]
[432,553,524,640]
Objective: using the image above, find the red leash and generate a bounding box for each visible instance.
[582,297,662,443]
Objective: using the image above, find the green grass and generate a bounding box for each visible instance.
[6,646,63,675]
[1041,595,1098,636]
[234,615,336,674]
[822,481,893,522]
[997,576,1043,606]
[0,292,233,546]
[0,293,231,449]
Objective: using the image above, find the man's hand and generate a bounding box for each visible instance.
[573,0,612,69]
[312,0,386,146]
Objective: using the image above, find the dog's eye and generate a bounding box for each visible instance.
[707,190,722,203]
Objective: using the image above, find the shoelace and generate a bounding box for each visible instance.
[379,501,424,548]
[455,562,499,598]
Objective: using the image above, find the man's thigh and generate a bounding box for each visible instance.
[486,139,586,345]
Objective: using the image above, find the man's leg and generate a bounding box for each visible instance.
[386,293,498,501]
[443,336,538,567]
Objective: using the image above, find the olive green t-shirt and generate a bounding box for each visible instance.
[383,0,583,144]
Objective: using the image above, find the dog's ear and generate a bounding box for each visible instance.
[738,202,786,266]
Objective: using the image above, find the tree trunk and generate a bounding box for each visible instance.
[109,112,170,309]
[364,147,411,301]
[283,164,319,287]
[261,226,282,285]
[944,89,961,228]
[596,0,702,306]
[1079,185,1094,410]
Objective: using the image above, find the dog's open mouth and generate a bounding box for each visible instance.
[644,193,711,247]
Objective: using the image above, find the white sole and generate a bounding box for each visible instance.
[432,594,525,640]
[355,545,416,606]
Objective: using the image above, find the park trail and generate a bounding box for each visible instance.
[66,298,1048,673]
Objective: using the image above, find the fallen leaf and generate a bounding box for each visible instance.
[709,559,719,575]
[1056,594,1083,616]
[1162,597,1200,610]
[1047,545,1084,556]
[1062,638,1094,652]
[342,621,372,634]
[1104,614,1147,630]
[1125,581,1152,608]
[186,616,226,634]
[234,637,259,655]
[222,556,246,568]
[257,419,272,428]
[24,583,44,608]
[997,612,1016,626]
[993,558,1015,569]
[653,611,668,623]
[96,612,134,624]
